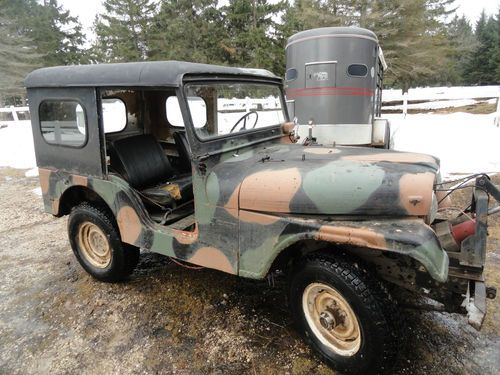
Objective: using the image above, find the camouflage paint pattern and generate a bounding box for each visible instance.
[38,137,449,283]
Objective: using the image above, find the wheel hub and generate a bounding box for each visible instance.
[302,283,361,356]
[319,310,336,330]
[78,222,111,268]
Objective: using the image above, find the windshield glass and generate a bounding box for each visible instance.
[184,82,285,139]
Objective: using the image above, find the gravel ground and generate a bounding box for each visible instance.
[0,167,499,375]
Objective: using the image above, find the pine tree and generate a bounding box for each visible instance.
[92,0,157,62]
[464,11,499,85]
[444,15,477,84]
[148,0,223,64]
[220,0,287,74]
[0,12,39,102]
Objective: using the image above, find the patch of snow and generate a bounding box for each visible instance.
[384,85,500,102]
[384,99,482,111]
[25,167,39,177]
[388,112,500,180]
[0,121,36,169]
[32,187,42,196]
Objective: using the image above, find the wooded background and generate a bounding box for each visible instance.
[1,0,499,105]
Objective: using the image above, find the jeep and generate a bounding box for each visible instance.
[25,61,498,374]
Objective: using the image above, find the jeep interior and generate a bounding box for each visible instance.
[101,89,194,226]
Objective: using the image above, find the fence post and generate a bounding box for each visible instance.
[495,95,500,127]
[402,92,408,118]
[10,105,19,123]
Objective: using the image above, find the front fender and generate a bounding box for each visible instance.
[238,211,449,282]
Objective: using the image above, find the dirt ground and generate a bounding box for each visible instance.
[0,168,499,375]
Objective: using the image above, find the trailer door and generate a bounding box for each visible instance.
[305,62,337,89]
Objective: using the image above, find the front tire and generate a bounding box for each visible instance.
[68,203,139,282]
[288,253,399,374]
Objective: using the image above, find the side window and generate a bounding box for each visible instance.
[347,64,368,77]
[166,96,207,128]
[286,68,298,81]
[39,100,87,147]
[102,98,126,133]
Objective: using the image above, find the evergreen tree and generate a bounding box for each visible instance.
[30,0,86,65]
[444,15,477,84]
[0,11,39,101]
[0,0,85,104]
[92,0,157,62]
[464,11,499,85]
[220,0,287,74]
[148,0,223,64]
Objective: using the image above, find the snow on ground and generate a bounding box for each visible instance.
[387,112,500,179]
[0,121,36,170]
[384,98,494,111]
[0,112,499,182]
[383,85,500,102]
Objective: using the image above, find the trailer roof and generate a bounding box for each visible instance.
[24,61,280,89]
[286,27,379,49]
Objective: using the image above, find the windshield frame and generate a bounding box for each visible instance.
[181,77,288,145]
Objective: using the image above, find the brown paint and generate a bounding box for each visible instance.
[173,223,199,245]
[188,247,235,274]
[72,174,88,187]
[240,168,302,213]
[281,121,295,134]
[315,225,387,250]
[116,206,142,245]
[51,198,60,214]
[38,168,51,195]
[224,183,241,219]
[342,152,438,166]
[399,172,435,215]
[239,210,279,225]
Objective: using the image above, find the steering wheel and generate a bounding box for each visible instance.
[229,111,259,133]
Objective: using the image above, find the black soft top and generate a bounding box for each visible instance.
[24,60,281,88]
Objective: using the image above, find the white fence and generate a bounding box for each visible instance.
[382,86,500,122]
[0,106,30,126]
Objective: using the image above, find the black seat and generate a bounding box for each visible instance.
[173,131,191,173]
[109,134,192,208]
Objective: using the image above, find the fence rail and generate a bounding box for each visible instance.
[381,86,500,119]
[0,106,30,124]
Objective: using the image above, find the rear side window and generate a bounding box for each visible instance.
[347,64,368,77]
[102,98,126,133]
[39,100,87,147]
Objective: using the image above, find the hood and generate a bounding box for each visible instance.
[217,144,439,217]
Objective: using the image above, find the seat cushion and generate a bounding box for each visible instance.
[109,134,175,189]
[141,175,193,208]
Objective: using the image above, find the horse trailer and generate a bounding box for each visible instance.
[285,27,390,147]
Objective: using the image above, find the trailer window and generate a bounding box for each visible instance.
[347,64,368,77]
[39,100,87,147]
[286,68,298,81]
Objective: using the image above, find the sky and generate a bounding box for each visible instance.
[60,0,499,38]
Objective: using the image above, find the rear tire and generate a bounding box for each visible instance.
[68,202,139,282]
[288,253,399,374]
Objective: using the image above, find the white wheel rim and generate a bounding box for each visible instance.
[78,222,111,268]
[302,283,361,356]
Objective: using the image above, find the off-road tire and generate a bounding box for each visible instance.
[68,202,140,282]
[288,252,400,374]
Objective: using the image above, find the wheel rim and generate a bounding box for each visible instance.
[302,283,361,356]
[77,222,111,268]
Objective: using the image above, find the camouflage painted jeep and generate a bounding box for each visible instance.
[25,61,497,374]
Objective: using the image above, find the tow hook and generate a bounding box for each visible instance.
[486,286,497,299]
